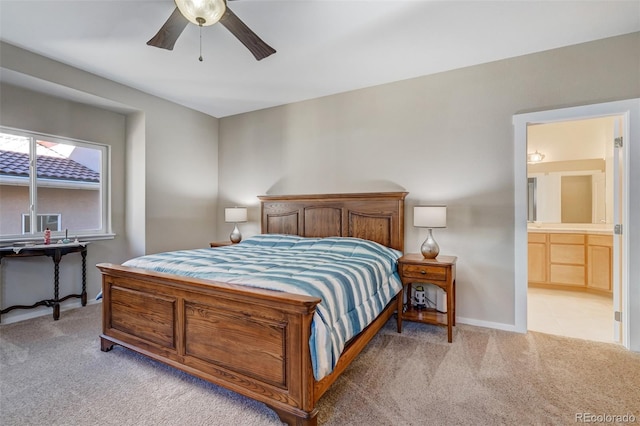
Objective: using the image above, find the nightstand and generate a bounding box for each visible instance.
[397,254,457,342]
[209,241,236,248]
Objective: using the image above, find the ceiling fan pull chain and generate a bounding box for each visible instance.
[197,17,205,62]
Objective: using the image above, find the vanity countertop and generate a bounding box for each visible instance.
[527,223,613,235]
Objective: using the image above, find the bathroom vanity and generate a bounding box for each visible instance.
[528,225,613,294]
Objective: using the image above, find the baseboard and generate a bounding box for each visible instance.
[456,316,521,333]
[0,299,101,325]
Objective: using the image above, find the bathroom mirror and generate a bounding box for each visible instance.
[526,116,614,226]
[527,165,606,224]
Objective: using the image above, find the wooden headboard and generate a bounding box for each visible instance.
[258,192,408,252]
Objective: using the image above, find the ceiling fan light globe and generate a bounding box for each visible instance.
[175,0,226,26]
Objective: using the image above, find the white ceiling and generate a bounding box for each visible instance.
[1,1,639,118]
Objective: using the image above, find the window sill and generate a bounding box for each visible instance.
[0,233,116,246]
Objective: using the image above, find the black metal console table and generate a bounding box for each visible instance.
[0,243,88,322]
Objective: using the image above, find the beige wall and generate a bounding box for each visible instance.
[0,83,127,322]
[0,43,220,323]
[219,32,640,328]
[0,42,220,256]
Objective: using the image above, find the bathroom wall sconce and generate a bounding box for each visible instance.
[527,151,545,163]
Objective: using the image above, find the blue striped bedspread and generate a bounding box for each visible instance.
[122,234,403,380]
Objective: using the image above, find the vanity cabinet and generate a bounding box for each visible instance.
[587,235,613,291]
[528,231,612,294]
[549,234,585,287]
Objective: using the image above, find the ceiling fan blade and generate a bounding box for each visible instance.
[147,7,189,50]
[219,7,276,61]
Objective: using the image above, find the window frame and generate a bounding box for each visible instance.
[0,126,113,243]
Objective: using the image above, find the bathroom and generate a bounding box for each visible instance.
[526,116,617,343]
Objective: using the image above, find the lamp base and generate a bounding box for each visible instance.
[229,224,242,243]
[420,228,439,259]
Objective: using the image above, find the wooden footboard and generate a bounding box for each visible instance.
[97,263,323,424]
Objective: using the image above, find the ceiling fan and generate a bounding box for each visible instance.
[147,0,276,61]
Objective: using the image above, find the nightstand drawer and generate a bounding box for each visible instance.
[401,264,447,281]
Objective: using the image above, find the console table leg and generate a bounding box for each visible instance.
[52,249,61,321]
[81,249,87,306]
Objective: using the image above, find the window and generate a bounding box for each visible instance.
[0,127,111,241]
[22,214,62,233]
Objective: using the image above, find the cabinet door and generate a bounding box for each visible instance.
[528,242,547,283]
[588,245,612,291]
[550,264,585,286]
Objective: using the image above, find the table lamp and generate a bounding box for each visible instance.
[225,207,247,243]
[413,206,447,259]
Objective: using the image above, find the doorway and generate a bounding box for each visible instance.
[513,99,639,350]
[525,117,616,343]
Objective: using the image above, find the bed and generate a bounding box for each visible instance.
[97,191,407,425]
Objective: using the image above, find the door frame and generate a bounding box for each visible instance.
[513,99,639,350]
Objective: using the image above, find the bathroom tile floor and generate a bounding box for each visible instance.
[528,287,615,343]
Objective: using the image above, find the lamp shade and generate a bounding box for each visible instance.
[175,0,226,26]
[414,206,447,228]
[225,207,247,223]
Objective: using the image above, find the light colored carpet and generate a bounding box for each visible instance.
[1,303,639,425]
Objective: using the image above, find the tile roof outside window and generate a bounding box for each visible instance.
[0,150,100,183]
